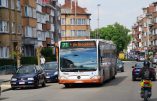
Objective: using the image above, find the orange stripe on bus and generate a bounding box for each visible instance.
[59,79,101,84]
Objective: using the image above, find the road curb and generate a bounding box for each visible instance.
[1,81,11,92]
[2,88,11,92]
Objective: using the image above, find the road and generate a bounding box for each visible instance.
[1,61,157,101]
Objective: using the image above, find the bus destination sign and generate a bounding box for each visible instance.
[61,41,96,48]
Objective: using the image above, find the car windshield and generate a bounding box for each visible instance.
[135,62,154,68]
[42,62,57,70]
[60,48,97,72]
[16,66,36,74]
[117,60,122,64]
[135,63,143,68]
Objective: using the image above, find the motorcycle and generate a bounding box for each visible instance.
[140,79,152,101]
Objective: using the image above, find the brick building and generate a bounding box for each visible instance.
[0,0,61,58]
[0,0,22,58]
[132,2,157,54]
[61,0,91,40]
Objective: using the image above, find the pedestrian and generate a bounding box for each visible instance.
[40,56,45,64]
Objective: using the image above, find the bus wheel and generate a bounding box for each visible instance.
[64,84,70,88]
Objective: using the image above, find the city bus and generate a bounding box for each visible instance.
[58,39,117,87]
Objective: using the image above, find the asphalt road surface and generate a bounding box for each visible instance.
[1,61,157,101]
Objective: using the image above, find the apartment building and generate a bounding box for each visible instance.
[0,0,22,59]
[0,0,61,58]
[61,0,91,40]
[21,0,37,56]
[22,0,61,56]
[132,2,157,54]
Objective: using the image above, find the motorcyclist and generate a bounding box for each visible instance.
[140,60,152,80]
[140,60,152,98]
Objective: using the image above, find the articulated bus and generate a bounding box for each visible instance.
[58,39,117,87]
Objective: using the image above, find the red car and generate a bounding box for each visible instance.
[132,62,156,81]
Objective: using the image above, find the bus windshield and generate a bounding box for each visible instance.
[60,48,97,72]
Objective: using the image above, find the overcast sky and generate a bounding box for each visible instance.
[59,0,156,30]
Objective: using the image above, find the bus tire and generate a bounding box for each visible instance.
[64,84,70,88]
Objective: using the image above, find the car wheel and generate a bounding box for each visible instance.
[152,77,156,81]
[11,86,16,90]
[42,80,46,87]
[132,77,136,81]
[121,68,124,72]
[34,81,39,89]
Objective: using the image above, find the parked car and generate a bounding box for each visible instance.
[10,65,46,89]
[152,55,157,64]
[42,62,58,82]
[139,56,145,61]
[116,59,124,72]
[132,62,156,81]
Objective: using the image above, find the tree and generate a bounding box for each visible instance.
[91,22,131,53]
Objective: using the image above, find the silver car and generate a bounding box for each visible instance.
[116,59,124,72]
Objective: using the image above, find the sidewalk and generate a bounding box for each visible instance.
[0,75,12,92]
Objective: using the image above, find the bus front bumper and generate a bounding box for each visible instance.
[59,78,101,84]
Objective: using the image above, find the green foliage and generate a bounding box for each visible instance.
[41,47,56,62]
[41,47,53,57]
[21,57,37,65]
[45,56,56,62]
[0,59,16,66]
[91,22,131,53]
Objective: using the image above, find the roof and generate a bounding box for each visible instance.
[61,0,91,15]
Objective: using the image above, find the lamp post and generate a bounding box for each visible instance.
[97,4,100,39]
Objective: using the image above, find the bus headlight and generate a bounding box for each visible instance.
[59,76,67,80]
[91,76,100,79]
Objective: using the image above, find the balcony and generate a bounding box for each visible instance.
[42,6,51,14]
[42,22,51,31]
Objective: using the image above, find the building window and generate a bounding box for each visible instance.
[0,21,9,33]
[33,9,37,18]
[25,26,33,37]
[0,47,9,58]
[25,6,34,18]
[0,0,8,8]
[17,0,21,10]
[12,22,15,33]
[37,31,42,40]
[61,30,65,37]
[61,18,65,25]
[11,0,14,9]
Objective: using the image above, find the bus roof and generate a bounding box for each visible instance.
[59,39,115,45]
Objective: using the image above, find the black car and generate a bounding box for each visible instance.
[132,62,156,81]
[116,59,124,72]
[10,65,46,89]
[42,62,58,82]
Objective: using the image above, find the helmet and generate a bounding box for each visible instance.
[143,60,150,68]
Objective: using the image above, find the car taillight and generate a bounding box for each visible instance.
[133,69,136,73]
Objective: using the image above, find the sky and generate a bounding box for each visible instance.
[59,0,156,30]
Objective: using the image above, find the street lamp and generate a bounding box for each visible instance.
[97,4,101,39]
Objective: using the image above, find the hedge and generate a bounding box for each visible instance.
[0,56,56,66]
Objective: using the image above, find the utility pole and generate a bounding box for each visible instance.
[97,4,100,39]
